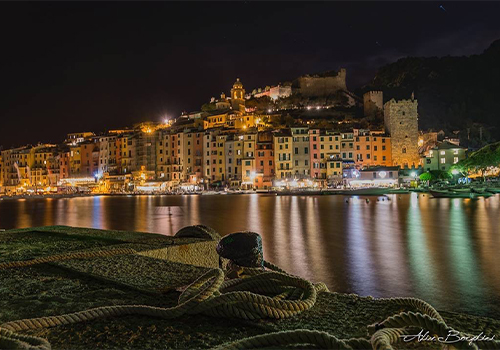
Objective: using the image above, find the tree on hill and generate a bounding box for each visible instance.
[454,141,500,178]
[245,96,274,113]
[364,39,500,141]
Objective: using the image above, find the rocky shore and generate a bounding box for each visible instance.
[1,226,499,349]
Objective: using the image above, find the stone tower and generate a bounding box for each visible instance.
[230,78,245,111]
[384,96,420,168]
[363,91,383,117]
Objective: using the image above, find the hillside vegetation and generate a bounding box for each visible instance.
[364,39,500,146]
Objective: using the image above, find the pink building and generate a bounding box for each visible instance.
[309,129,321,179]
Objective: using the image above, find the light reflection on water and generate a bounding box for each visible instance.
[1,193,499,318]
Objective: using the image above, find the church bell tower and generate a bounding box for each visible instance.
[230,78,245,111]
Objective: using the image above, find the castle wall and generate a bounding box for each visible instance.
[384,98,420,168]
[296,69,347,96]
[363,91,383,116]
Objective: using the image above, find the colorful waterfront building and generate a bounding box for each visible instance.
[422,141,466,172]
[203,130,227,185]
[241,133,257,189]
[255,131,274,189]
[225,134,244,188]
[31,146,60,188]
[353,129,392,168]
[309,128,321,179]
[156,129,173,182]
[80,141,100,177]
[291,127,310,179]
[273,130,293,179]
[181,130,204,184]
[59,149,70,180]
[340,132,355,165]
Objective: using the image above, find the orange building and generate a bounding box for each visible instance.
[80,141,100,176]
[255,131,274,189]
[354,130,392,167]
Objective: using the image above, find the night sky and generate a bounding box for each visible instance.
[1,2,499,148]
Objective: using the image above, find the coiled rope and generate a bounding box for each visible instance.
[0,257,327,349]
[1,246,499,349]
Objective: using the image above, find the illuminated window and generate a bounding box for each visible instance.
[454,157,459,164]
[440,151,445,155]
[440,158,446,164]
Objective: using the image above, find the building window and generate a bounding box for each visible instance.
[440,158,446,164]
[440,151,446,155]
[453,157,459,164]
[402,147,407,154]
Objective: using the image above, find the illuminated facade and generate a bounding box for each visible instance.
[255,132,274,189]
[422,141,466,172]
[354,129,392,168]
[273,131,293,179]
[291,127,310,178]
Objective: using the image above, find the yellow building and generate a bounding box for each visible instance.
[319,131,341,179]
[156,129,174,181]
[31,147,60,188]
[204,113,228,129]
[241,133,257,188]
[203,131,227,184]
[69,145,82,177]
[273,131,293,179]
[326,155,343,181]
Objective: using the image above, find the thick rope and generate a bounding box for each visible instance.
[0,260,327,349]
[1,247,500,350]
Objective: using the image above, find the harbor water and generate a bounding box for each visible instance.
[1,193,499,318]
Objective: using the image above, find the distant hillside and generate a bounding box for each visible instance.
[363,39,500,146]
